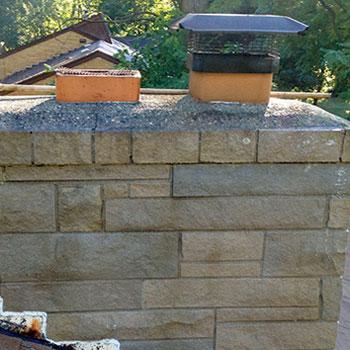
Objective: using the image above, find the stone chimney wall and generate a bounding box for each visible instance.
[0,96,349,350]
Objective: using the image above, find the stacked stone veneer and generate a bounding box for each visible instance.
[0,98,350,350]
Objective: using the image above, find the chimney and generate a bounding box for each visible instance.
[171,14,308,103]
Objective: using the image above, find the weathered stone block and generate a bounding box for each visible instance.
[121,339,213,350]
[144,278,319,308]
[329,198,350,228]
[58,185,102,232]
[47,310,214,341]
[216,322,338,350]
[133,132,199,164]
[263,230,347,276]
[105,197,326,231]
[342,130,350,162]
[174,164,350,197]
[0,184,55,232]
[95,132,130,164]
[182,231,264,262]
[130,183,170,198]
[181,263,261,277]
[259,130,344,162]
[217,307,319,322]
[34,132,92,165]
[2,280,142,312]
[0,132,32,164]
[103,184,129,198]
[0,232,178,282]
[200,131,256,163]
[6,165,170,182]
[323,277,343,321]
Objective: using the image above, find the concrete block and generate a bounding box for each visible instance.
[133,132,199,164]
[258,129,344,162]
[105,197,327,231]
[130,183,170,198]
[121,339,213,350]
[200,130,256,163]
[103,184,129,198]
[0,132,32,164]
[329,198,350,228]
[322,277,343,321]
[34,132,92,165]
[342,130,350,162]
[95,132,130,164]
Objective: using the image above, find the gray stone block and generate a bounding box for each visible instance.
[0,184,55,232]
[0,131,32,164]
[329,198,350,228]
[121,339,214,350]
[0,232,178,282]
[323,277,343,321]
[342,130,350,162]
[173,164,350,197]
[143,278,319,308]
[105,197,327,231]
[263,230,347,277]
[95,132,130,164]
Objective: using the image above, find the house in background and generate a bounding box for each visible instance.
[0,14,134,94]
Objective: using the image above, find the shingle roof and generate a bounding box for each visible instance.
[2,39,134,84]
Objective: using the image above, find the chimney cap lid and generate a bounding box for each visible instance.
[170,14,308,35]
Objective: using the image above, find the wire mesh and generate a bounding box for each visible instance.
[188,32,279,56]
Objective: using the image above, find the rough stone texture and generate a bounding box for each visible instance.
[103,184,129,198]
[182,231,264,262]
[58,340,120,350]
[263,230,347,277]
[174,164,350,197]
[329,198,350,228]
[1,280,142,312]
[0,184,55,232]
[0,131,32,164]
[34,132,91,165]
[106,197,326,231]
[58,185,102,232]
[144,278,319,308]
[342,130,350,162]
[130,183,170,198]
[323,277,343,321]
[5,165,170,181]
[0,232,178,282]
[217,307,319,322]
[133,132,199,164]
[258,130,344,163]
[47,310,214,341]
[121,339,214,350]
[95,132,130,164]
[216,322,338,350]
[200,131,256,163]
[181,263,261,277]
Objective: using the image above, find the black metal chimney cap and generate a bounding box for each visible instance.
[170,14,308,35]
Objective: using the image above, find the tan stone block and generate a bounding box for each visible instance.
[217,307,319,322]
[130,183,170,198]
[6,165,170,181]
[263,230,347,276]
[133,132,199,164]
[105,197,327,231]
[329,198,350,228]
[181,262,261,277]
[121,339,214,350]
[103,184,129,198]
[182,231,264,262]
[95,132,130,164]
[216,322,338,350]
[34,132,92,165]
[0,132,32,164]
[201,130,257,163]
[144,278,319,308]
[47,310,214,341]
[2,280,142,312]
[0,232,178,282]
[342,130,350,162]
[0,184,55,232]
[258,130,344,162]
[323,277,343,321]
[58,185,102,232]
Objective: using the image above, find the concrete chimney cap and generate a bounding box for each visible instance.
[170,14,309,35]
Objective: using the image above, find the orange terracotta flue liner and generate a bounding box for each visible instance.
[55,68,141,103]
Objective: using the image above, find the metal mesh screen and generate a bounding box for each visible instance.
[188,32,279,56]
